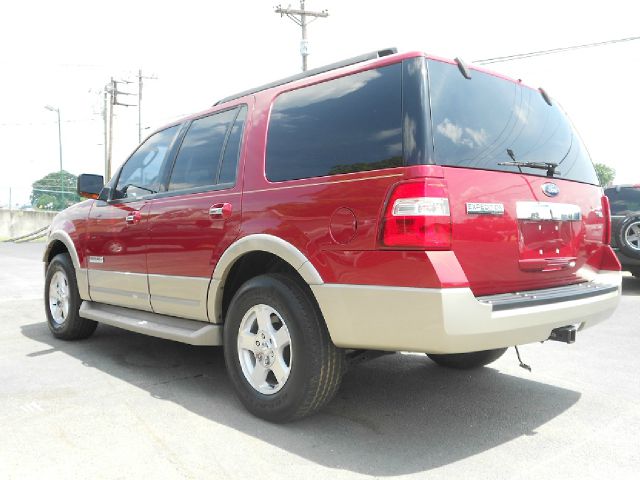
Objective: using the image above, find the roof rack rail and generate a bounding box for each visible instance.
[213,47,398,106]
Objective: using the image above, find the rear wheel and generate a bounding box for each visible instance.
[223,274,345,422]
[427,348,507,370]
[44,253,97,340]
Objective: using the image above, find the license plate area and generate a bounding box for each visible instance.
[516,202,581,272]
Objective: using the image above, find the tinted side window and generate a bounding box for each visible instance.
[605,187,640,215]
[219,106,247,185]
[115,125,179,200]
[168,108,237,191]
[266,64,402,182]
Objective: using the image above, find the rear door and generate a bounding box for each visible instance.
[86,125,181,309]
[145,105,248,321]
[427,59,606,295]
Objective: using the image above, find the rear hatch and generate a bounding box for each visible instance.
[427,58,606,296]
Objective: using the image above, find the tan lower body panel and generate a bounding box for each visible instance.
[76,268,90,301]
[88,270,152,311]
[148,274,210,321]
[311,271,622,354]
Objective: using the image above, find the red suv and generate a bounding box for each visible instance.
[43,48,621,422]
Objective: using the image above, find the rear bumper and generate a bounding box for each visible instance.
[311,270,621,354]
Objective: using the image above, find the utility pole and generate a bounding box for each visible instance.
[137,69,158,143]
[107,78,114,181]
[138,70,142,144]
[103,88,109,182]
[44,105,63,200]
[275,1,329,71]
[105,78,136,181]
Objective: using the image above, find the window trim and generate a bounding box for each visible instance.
[402,56,434,166]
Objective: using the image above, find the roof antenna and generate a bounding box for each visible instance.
[454,57,472,79]
[539,87,553,106]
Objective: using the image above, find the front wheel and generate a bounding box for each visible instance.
[427,348,507,370]
[223,274,345,422]
[44,253,97,340]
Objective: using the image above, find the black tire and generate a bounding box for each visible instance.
[427,348,507,370]
[223,273,345,422]
[44,253,97,340]
[617,215,640,259]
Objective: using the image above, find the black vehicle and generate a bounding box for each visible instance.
[604,185,640,277]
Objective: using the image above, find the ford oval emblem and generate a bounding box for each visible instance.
[542,182,559,197]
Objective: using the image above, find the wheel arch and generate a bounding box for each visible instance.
[207,234,324,324]
[44,230,90,300]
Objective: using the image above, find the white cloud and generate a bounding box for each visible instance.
[436,118,487,149]
[436,118,463,144]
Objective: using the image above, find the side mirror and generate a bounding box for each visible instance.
[77,174,104,199]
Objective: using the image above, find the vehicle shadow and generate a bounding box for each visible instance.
[621,275,640,296]
[21,322,579,476]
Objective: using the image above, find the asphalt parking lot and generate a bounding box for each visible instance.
[1,241,639,479]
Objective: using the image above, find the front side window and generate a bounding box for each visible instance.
[115,125,179,200]
[428,59,598,185]
[168,108,240,191]
[266,63,403,182]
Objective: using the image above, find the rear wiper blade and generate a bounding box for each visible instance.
[499,160,561,177]
[499,149,560,177]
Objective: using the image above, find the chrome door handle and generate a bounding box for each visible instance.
[209,203,232,219]
[125,211,142,224]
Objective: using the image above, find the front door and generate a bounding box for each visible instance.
[86,200,151,310]
[85,125,181,310]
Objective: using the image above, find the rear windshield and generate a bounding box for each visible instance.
[428,59,598,185]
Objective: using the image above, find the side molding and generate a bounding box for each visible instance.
[45,230,90,301]
[207,234,324,323]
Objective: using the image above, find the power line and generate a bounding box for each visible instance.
[0,118,100,127]
[474,35,640,65]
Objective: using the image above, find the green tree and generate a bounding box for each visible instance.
[594,163,616,187]
[30,170,81,211]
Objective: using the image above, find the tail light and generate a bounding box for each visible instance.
[380,179,451,249]
[601,194,611,245]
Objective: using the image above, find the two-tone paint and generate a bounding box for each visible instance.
[44,49,621,353]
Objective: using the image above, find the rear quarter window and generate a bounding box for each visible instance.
[266,63,402,182]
